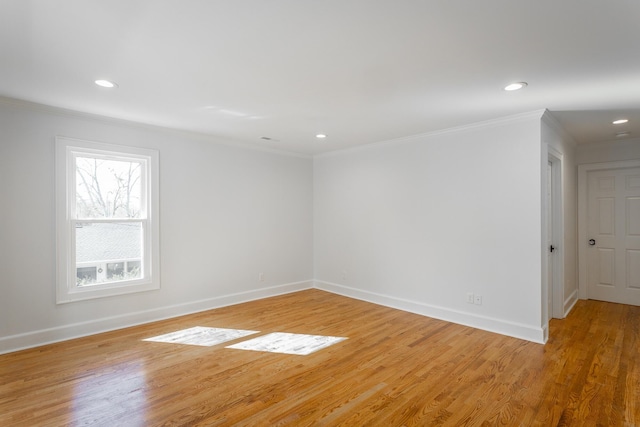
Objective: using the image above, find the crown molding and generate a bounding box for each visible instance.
[541,110,578,147]
[0,95,312,160]
[315,109,547,159]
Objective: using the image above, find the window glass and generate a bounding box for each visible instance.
[127,260,142,278]
[76,267,97,286]
[75,157,142,219]
[75,222,142,286]
[106,262,125,280]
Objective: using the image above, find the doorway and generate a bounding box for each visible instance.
[547,148,564,320]
[578,160,640,305]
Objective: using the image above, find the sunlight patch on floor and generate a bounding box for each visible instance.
[143,326,259,347]
[226,332,348,355]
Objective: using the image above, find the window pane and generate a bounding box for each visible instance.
[76,267,97,286]
[75,156,142,219]
[127,260,142,279]
[76,222,143,286]
[106,262,125,279]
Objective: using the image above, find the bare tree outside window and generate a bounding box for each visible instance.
[75,156,144,286]
[75,157,142,219]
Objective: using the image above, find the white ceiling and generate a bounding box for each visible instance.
[1,0,639,155]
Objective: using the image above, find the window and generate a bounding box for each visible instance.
[56,137,160,303]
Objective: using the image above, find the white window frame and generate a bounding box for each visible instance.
[55,136,160,303]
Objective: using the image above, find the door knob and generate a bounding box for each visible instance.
[588,239,596,246]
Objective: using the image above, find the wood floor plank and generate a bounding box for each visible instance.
[1,289,640,426]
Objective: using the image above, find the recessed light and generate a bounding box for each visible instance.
[95,79,118,88]
[504,82,528,91]
[612,119,629,125]
[616,132,630,138]
[316,134,327,139]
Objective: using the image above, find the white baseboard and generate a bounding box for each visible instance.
[1,279,549,354]
[0,281,312,355]
[564,289,579,317]
[541,323,549,343]
[314,281,546,344]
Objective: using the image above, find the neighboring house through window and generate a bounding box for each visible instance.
[75,222,142,285]
[55,137,160,303]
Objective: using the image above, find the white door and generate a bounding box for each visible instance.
[586,167,640,305]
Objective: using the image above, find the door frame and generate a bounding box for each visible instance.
[547,147,564,319]
[578,159,640,299]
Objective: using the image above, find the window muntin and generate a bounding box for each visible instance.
[56,137,159,303]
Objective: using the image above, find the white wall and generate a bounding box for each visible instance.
[541,113,579,318]
[576,138,640,165]
[0,99,314,353]
[314,112,546,342]
[0,100,560,352]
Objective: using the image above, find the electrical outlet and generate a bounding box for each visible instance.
[259,272,264,282]
[474,295,483,305]
[341,270,347,280]
[466,292,474,304]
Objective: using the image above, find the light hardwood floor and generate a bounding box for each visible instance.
[1,289,638,426]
